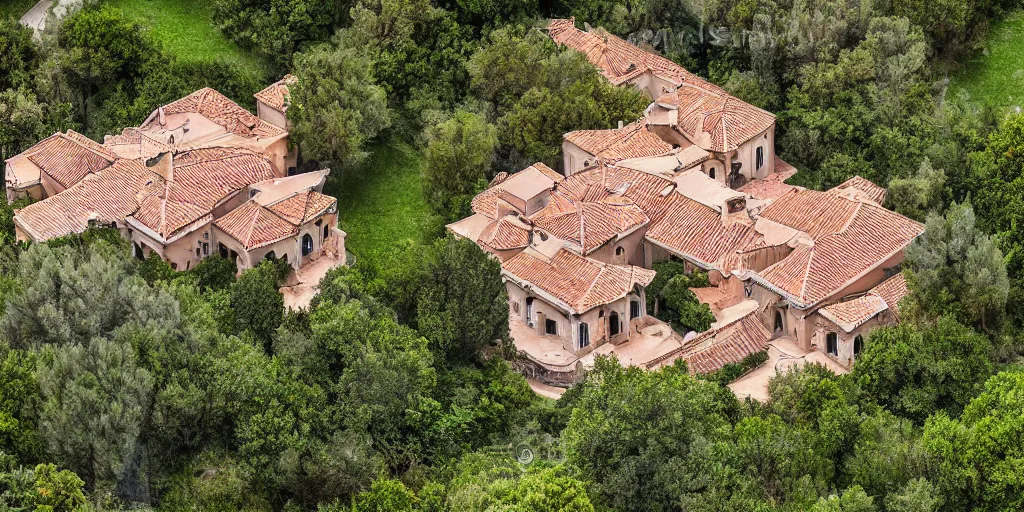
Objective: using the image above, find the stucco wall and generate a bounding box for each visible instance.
[256,102,288,129]
[811,310,896,369]
[562,141,596,176]
[588,227,647,266]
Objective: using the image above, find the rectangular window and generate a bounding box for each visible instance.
[756,146,764,170]
[630,300,641,319]
[826,332,838,356]
[545,318,557,335]
[202,243,209,256]
[579,323,590,349]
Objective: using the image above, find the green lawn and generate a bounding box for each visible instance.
[331,140,435,266]
[949,10,1024,108]
[106,0,264,69]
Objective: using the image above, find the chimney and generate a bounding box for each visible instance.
[618,120,624,129]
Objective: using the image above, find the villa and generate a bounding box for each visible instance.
[4,80,346,275]
[449,19,924,388]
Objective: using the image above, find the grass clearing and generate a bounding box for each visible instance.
[949,10,1024,109]
[106,0,264,70]
[330,140,436,267]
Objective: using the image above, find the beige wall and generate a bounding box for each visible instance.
[507,279,647,355]
[588,227,647,266]
[732,126,775,181]
[628,72,677,100]
[256,102,288,129]
[811,310,896,369]
[259,137,291,177]
[130,224,213,272]
[562,141,596,176]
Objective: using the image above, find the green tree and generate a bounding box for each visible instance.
[903,202,1009,331]
[497,51,649,169]
[853,317,992,423]
[230,260,285,350]
[54,5,158,121]
[0,348,41,464]
[563,356,736,511]
[414,236,510,362]
[843,411,932,501]
[884,478,942,512]
[422,110,497,221]
[351,477,418,511]
[211,0,347,70]
[809,485,875,512]
[887,158,946,222]
[0,89,73,162]
[1,242,179,349]
[289,42,391,173]
[923,370,1024,510]
[37,336,154,486]
[0,19,38,91]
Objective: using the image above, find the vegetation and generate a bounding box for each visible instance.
[2,0,1024,510]
[106,0,265,69]
[949,11,1024,108]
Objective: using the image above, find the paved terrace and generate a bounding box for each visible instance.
[728,336,849,401]
[511,316,683,371]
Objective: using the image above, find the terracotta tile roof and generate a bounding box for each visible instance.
[869,273,908,318]
[755,190,924,307]
[153,88,286,138]
[13,159,155,240]
[758,189,862,237]
[818,273,908,331]
[15,131,117,188]
[830,175,888,205]
[530,193,649,253]
[502,248,655,314]
[555,163,676,223]
[546,18,719,91]
[564,119,673,161]
[645,192,764,270]
[471,163,563,219]
[268,189,335,224]
[254,75,296,111]
[649,84,776,153]
[683,311,771,374]
[477,215,532,251]
[130,148,277,239]
[738,157,799,200]
[214,200,298,250]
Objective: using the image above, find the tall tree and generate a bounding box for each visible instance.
[422,110,497,221]
[289,42,391,173]
[414,236,510,362]
[923,370,1024,510]
[903,202,1009,331]
[852,317,993,423]
[37,336,154,486]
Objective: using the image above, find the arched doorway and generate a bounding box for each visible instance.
[609,311,620,337]
[301,233,314,257]
[853,335,864,357]
[774,311,784,333]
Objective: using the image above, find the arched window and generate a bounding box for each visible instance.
[853,335,864,357]
[609,311,620,336]
[615,246,625,256]
[774,312,784,332]
[323,225,330,242]
[826,332,838,356]
[301,234,314,256]
[265,251,276,261]
[708,167,716,180]
[756,146,765,170]
[525,298,534,326]
[579,323,590,349]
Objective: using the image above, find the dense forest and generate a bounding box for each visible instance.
[2,0,1024,510]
